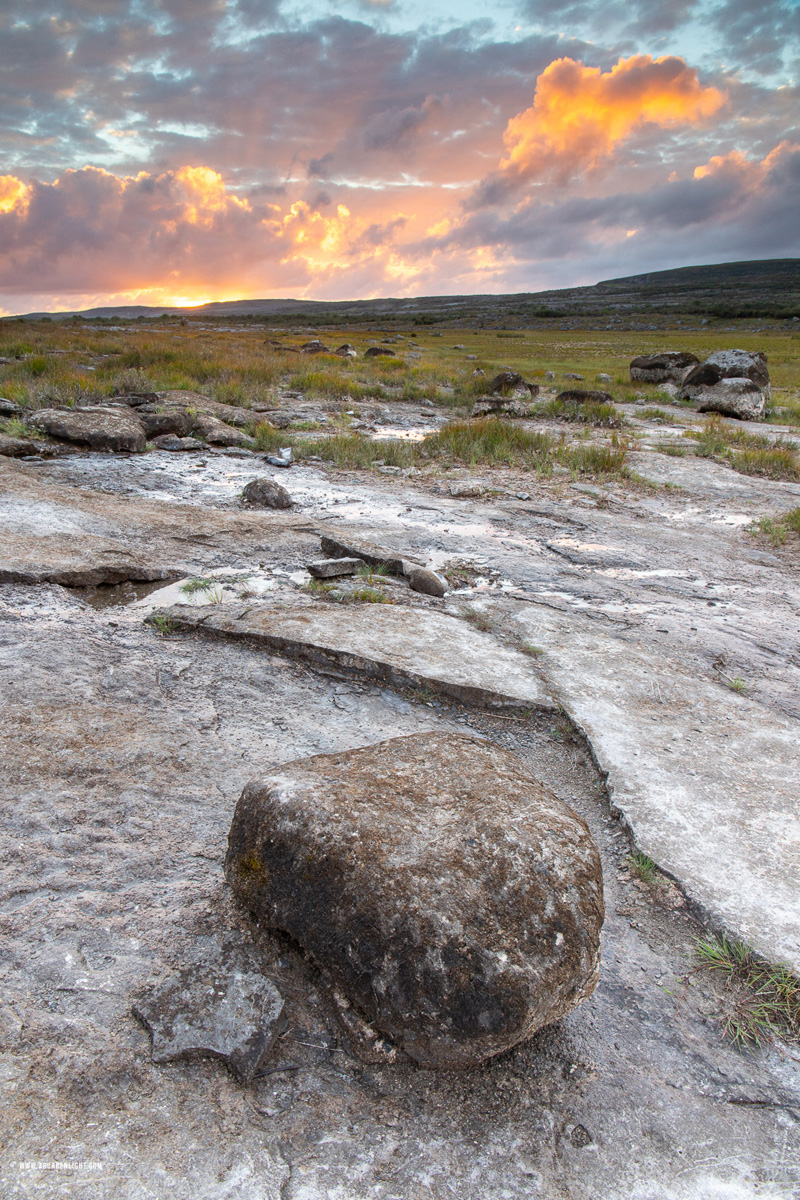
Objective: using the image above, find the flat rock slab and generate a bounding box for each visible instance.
[161,599,557,710]
[133,941,284,1083]
[308,556,363,578]
[226,732,603,1068]
[320,532,421,576]
[514,603,800,973]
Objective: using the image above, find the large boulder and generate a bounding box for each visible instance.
[680,350,770,419]
[364,346,396,359]
[226,732,604,1069]
[695,378,767,421]
[489,371,534,397]
[30,406,146,453]
[629,352,699,384]
[141,410,193,438]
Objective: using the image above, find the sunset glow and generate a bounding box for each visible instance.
[0,0,797,312]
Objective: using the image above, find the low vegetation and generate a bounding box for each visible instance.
[538,397,623,427]
[684,416,800,481]
[693,934,800,1049]
[748,507,800,546]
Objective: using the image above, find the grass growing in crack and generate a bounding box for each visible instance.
[343,586,388,604]
[693,934,800,1049]
[2,416,36,439]
[627,851,659,884]
[519,642,545,657]
[748,507,800,546]
[655,442,688,456]
[179,576,225,603]
[302,578,336,596]
[725,675,748,693]
[149,613,176,636]
[424,418,556,471]
[460,604,493,631]
[357,563,390,583]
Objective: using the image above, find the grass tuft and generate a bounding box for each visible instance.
[694,934,800,1049]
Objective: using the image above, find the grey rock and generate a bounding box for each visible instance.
[544,371,555,380]
[334,344,358,358]
[0,397,22,417]
[264,411,292,429]
[191,413,256,448]
[133,941,285,1083]
[555,390,614,405]
[562,372,584,381]
[264,447,293,468]
[301,340,330,354]
[680,350,770,418]
[629,352,699,384]
[695,378,767,420]
[31,406,146,453]
[472,397,534,418]
[466,354,478,361]
[226,732,604,1069]
[141,411,193,438]
[595,373,613,383]
[320,533,417,576]
[364,346,396,358]
[241,478,293,509]
[489,371,526,395]
[403,564,447,597]
[151,435,205,452]
[308,557,363,579]
[112,391,160,407]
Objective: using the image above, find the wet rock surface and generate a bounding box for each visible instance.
[226,733,604,1068]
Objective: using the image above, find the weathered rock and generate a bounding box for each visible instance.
[562,373,584,381]
[307,557,362,578]
[555,390,614,405]
[595,373,613,383]
[364,346,396,358]
[320,533,418,576]
[226,733,603,1068]
[301,340,330,354]
[680,350,770,418]
[403,564,447,597]
[151,434,205,452]
[334,344,358,358]
[0,398,22,417]
[629,352,699,384]
[192,413,255,448]
[472,396,535,418]
[263,411,292,429]
[489,371,527,395]
[0,433,34,457]
[30,406,146,453]
[695,378,767,420]
[133,940,285,1083]
[141,410,193,438]
[241,477,293,509]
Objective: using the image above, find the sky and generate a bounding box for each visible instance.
[0,0,798,314]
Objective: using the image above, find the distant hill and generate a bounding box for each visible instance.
[9,258,800,324]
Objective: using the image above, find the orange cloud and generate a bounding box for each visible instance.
[471,55,725,207]
[0,175,29,215]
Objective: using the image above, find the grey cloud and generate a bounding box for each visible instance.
[362,97,441,151]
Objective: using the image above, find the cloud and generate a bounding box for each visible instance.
[470,54,726,206]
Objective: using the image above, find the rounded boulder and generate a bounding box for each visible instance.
[226,732,604,1069]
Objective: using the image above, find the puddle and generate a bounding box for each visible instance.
[131,568,305,612]
[74,578,178,609]
[370,426,432,442]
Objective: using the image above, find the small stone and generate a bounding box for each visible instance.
[333,344,358,358]
[264,447,293,468]
[403,564,447,597]
[562,372,584,380]
[133,940,285,1084]
[241,478,293,509]
[307,557,362,578]
[595,373,612,383]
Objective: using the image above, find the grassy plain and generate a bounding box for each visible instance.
[1,320,798,483]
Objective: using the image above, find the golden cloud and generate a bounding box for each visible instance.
[469,54,725,206]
